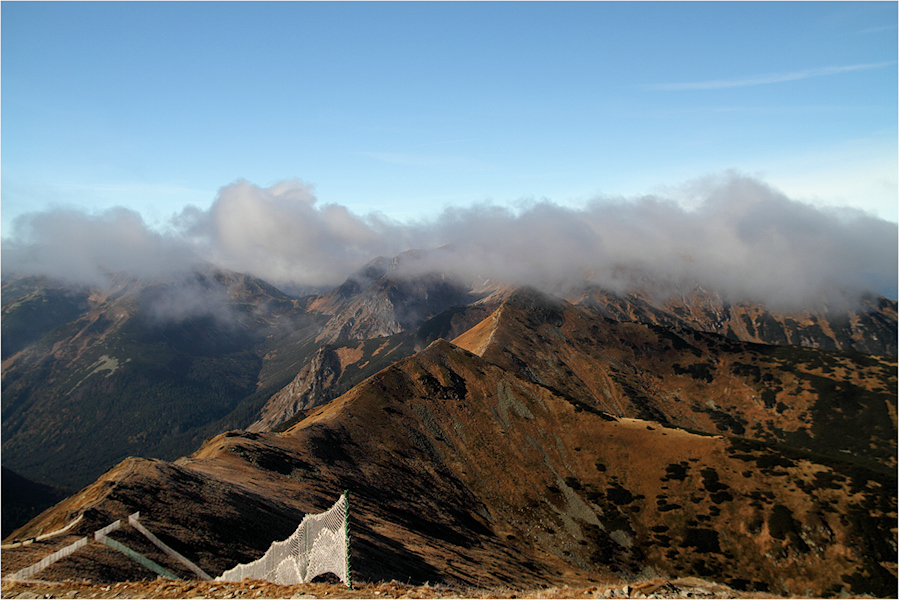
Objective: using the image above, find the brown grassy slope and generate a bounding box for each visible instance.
[455,288,897,471]
[4,336,895,597]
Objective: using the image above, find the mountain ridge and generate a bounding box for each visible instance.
[4,330,895,596]
[2,260,896,569]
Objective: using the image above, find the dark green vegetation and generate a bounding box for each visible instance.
[8,330,894,597]
[470,289,897,478]
[724,436,897,597]
[743,344,897,471]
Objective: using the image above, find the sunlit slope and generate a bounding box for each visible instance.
[455,288,897,471]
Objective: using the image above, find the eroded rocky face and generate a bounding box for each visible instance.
[572,286,897,356]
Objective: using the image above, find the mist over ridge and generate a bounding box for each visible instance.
[3,172,896,311]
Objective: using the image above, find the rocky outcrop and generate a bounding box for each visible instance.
[3,256,896,563]
[248,347,342,432]
[313,273,483,343]
[573,286,897,356]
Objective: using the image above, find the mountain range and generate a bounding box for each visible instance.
[2,255,896,596]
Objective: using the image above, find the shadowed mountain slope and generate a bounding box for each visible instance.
[3,262,896,595]
[5,333,895,597]
[1,279,93,361]
[253,269,897,435]
[1,270,328,490]
[1,467,70,539]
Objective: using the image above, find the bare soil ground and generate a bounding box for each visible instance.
[1,577,775,599]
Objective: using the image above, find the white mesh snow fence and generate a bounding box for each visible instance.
[217,492,351,587]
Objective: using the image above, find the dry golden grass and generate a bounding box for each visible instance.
[0,576,774,599]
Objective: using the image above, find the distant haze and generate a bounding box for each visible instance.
[3,172,896,311]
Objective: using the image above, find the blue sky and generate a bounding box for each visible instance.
[3,1,897,239]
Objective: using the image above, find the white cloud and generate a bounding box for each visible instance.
[398,173,897,309]
[3,173,896,310]
[175,179,413,288]
[2,206,198,287]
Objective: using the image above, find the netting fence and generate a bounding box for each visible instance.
[7,494,351,587]
[7,511,207,582]
[216,491,352,588]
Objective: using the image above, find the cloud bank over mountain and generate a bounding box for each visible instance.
[2,206,197,286]
[3,173,896,310]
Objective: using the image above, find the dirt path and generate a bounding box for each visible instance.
[1,577,774,599]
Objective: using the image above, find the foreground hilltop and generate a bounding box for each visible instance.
[4,288,895,597]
